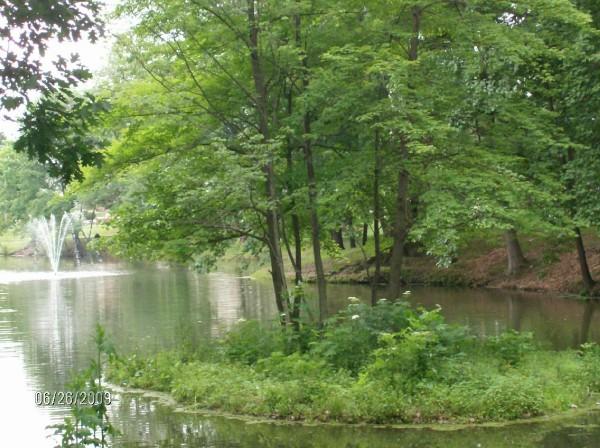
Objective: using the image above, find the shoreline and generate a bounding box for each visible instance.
[109,383,600,431]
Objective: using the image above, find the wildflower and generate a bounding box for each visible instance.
[351,314,360,320]
[402,290,412,295]
[237,317,246,323]
[348,296,360,303]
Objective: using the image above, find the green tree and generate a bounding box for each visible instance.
[15,93,109,184]
[0,0,104,110]
[0,141,57,230]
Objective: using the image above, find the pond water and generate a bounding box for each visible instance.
[1,257,600,447]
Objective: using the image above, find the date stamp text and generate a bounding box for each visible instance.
[34,391,112,406]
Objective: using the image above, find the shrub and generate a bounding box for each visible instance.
[364,329,443,390]
[485,330,534,366]
[170,361,275,415]
[579,342,600,392]
[223,320,285,365]
[352,380,408,423]
[107,301,600,425]
[362,306,471,390]
[108,352,182,391]
[256,352,333,380]
[310,299,415,374]
[479,375,545,420]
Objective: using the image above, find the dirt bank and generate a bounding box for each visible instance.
[301,235,600,296]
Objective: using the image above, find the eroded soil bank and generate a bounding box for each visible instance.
[300,234,600,297]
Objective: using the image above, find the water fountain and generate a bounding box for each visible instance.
[0,213,124,284]
[30,213,73,274]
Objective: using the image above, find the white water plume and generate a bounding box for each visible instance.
[29,213,73,273]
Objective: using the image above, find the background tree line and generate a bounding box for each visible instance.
[4,0,600,323]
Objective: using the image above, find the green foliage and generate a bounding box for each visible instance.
[223,320,286,365]
[0,143,58,230]
[51,324,117,447]
[310,299,414,373]
[15,93,109,184]
[477,375,545,420]
[108,351,183,392]
[485,330,535,366]
[256,352,333,382]
[0,0,103,110]
[363,306,471,389]
[108,300,600,424]
[579,342,600,392]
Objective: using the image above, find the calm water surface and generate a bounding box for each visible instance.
[1,257,600,447]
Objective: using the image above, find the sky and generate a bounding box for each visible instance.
[1,0,126,140]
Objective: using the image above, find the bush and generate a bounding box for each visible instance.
[310,299,415,374]
[107,300,600,425]
[362,306,471,390]
[417,374,545,422]
[479,375,545,420]
[108,351,182,391]
[579,342,600,392]
[352,380,408,423]
[364,329,443,390]
[485,330,534,366]
[256,352,333,380]
[223,320,286,365]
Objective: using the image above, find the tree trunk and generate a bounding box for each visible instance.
[303,114,328,322]
[362,223,368,245]
[332,228,345,250]
[348,215,357,248]
[387,142,410,299]
[564,147,596,293]
[575,227,595,292]
[372,129,382,306]
[71,229,84,264]
[292,214,302,284]
[388,7,421,299]
[247,0,289,322]
[284,76,303,321]
[295,9,327,322]
[504,228,526,276]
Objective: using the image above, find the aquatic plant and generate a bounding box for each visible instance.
[50,324,117,447]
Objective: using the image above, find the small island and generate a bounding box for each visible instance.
[108,298,600,426]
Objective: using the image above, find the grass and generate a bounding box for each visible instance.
[0,229,30,255]
[107,300,600,426]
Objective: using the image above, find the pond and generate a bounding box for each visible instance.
[1,257,600,447]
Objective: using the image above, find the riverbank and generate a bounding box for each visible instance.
[218,231,600,297]
[4,227,599,296]
[107,300,600,426]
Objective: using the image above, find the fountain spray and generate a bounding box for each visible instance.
[30,213,73,273]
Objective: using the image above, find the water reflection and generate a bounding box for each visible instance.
[110,393,600,448]
[579,300,597,346]
[339,286,600,350]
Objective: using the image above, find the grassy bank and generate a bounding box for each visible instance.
[0,230,30,255]
[107,300,600,425]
